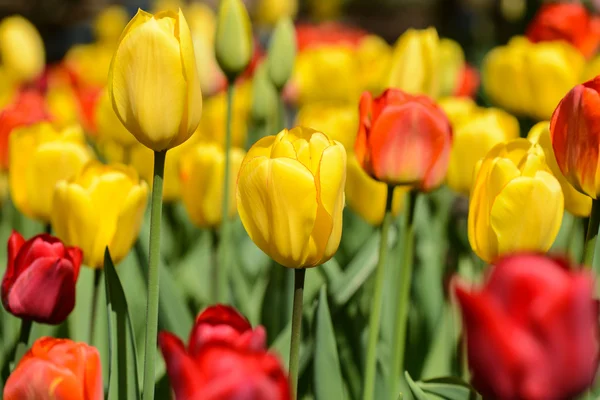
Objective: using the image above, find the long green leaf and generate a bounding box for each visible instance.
[404,372,429,400]
[314,287,345,400]
[419,377,480,400]
[104,248,141,400]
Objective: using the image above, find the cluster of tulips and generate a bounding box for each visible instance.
[1,0,600,399]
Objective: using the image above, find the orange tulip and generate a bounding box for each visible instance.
[3,337,103,400]
[355,89,452,190]
[550,76,600,198]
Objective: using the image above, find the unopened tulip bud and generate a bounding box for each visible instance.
[267,17,296,91]
[215,0,253,82]
[251,62,278,123]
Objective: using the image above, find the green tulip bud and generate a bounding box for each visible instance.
[215,0,253,82]
[267,17,296,91]
[251,62,278,123]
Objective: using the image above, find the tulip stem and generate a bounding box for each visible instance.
[89,269,102,345]
[583,199,600,269]
[142,150,166,400]
[14,318,32,363]
[217,84,235,304]
[389,190,417,400]
[363,187,395,400]
[44,223,51,234]
[289,267,306,399]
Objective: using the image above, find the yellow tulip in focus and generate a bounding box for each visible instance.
[438,38,465,97]
[9,123,93,222]
[482,37,584,120]
[346,154,406,225]
[256,0,298,27]
[444,105,520,195]
[0,16,45,83]
[527,122,592,217]
[468,139,564,263]
[52,162,149,268]
[237,127,346,268]
[387,27,439,98]
[109,8,203,151]
[96,89,138,148]
[215,0,253,80]
[180,142,245,227]
[95,5,129,44]
[295,102,358,150]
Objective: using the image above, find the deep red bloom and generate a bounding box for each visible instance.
[355,89,452,190]
[526,3,600,58]
[0,89,50,170]
[454,253,599,400]
[454,64,480,98]
[1,231,82,324]
[159,305,289,400]
[295,22,367,51]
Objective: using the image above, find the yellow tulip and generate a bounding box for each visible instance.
[237,127,346,268]
[356,34,392,96]
[438,97,477,127]
[255,0,298,27]
[346,154,406,225]
[9,123,93,222]
[45,84,80,129]
[109,9,203,152]
[52,162,149,268]
[468,138,564,263]
[482,37,584,120]
[152,0,182,13]
[438,38,465,97]
[215,0,253,80]
[96,89,137,148]
[444,105,520,195]
[295,102,358,150]
[180,142,245,227]
[0,16,45,83]
[65,43,114,87]
[527,122,592,217]
[387,28,439,98]
[94,5,129,44]
[307,0,342,21]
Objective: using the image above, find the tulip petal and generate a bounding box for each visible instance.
[159,332,202,400]
[239,135,276,171]
[110,182,148,264]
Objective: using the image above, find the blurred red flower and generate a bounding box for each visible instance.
[296,22,367,51]
[454,64,480,98]
[1,231,82,324]
[454,253,599,400]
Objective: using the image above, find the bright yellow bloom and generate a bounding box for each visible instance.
[438,38,465,97]
[356,35,392,96]
[95,89,137,148]
[0,16,45,83]
[9,123,93,222]
[482,37,584,120]
[237,127,346,268]
[65,43,114,87]
[215,0,253,80]
[94,5,129,44]
[295,102,358,150]
[109,9,203,151]
[346,154,406,225]
[527,122,592,217]
[387,28,439,98]
[52,162,149,268]
[438,97,477,127]
[45,84,80,129]
[468,139,564,263]
[180,142,245,227]
[255,0,298,27]
[443,105,520,195]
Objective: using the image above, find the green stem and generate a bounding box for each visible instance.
[211,229,219,303]
[583,199,600,268]
[14,318,32,363]
[44,223,51,234]
[88,269,102,345]
[278,94,286,131]
[142,150,166,400]
[389,190,418,400]
[217,84,235,304]
[362,187,394,400]
[289,268,306,399]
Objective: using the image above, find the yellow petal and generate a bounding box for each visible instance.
[110,182,148,263]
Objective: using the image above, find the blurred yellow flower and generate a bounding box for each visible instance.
[387,27,439,98]
[468,138,564,263]
[438,38,465,97]
[356,35,392,96]
[94,5,129,44]
[482,36,584,120]
[237,127,346,268]
[109,9,203,151]
[65,43,114,88]
[46,84,80,129]
[438,97,477,127]
[52,162,149,268]
[0,16,45,83]
[295,102,358,150]
[527,122,592,217]
[180,142,245,227]
[9,123,93,222]
[255,0,298,27]
[95,89,137,148]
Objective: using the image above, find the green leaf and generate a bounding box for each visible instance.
[405,371,429,400]
[314,287,345,400]
[104,248,141,400]
[419,377,480,400]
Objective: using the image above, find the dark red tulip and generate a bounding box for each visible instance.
[1,231,82,324]
[159,305,289,400]
[454,253,599,400]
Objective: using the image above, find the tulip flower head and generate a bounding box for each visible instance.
[4,337,103,400]
[0,16,45,83]
[51,162,149,268]
[215,0,254,81]
[295,102,359,151]
[468,139,564,263]
[550,76,600,199]
[109,8,203,152]
[2,231,82,324]
[355,89,452,191]
[237,127,346,268]
[454,253,599,400]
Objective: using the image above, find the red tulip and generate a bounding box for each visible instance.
[355,89,452,190]
[0,89,50,170]
[3,336,103,400]
[526,3,600,58]
[454,253,599,400]
[1,231,82,324]
[550,77,600,198]
[159,305,290,400]
[454,64,480,99]
[295,22,366,51]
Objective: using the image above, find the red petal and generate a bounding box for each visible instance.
[159,332,202,400]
